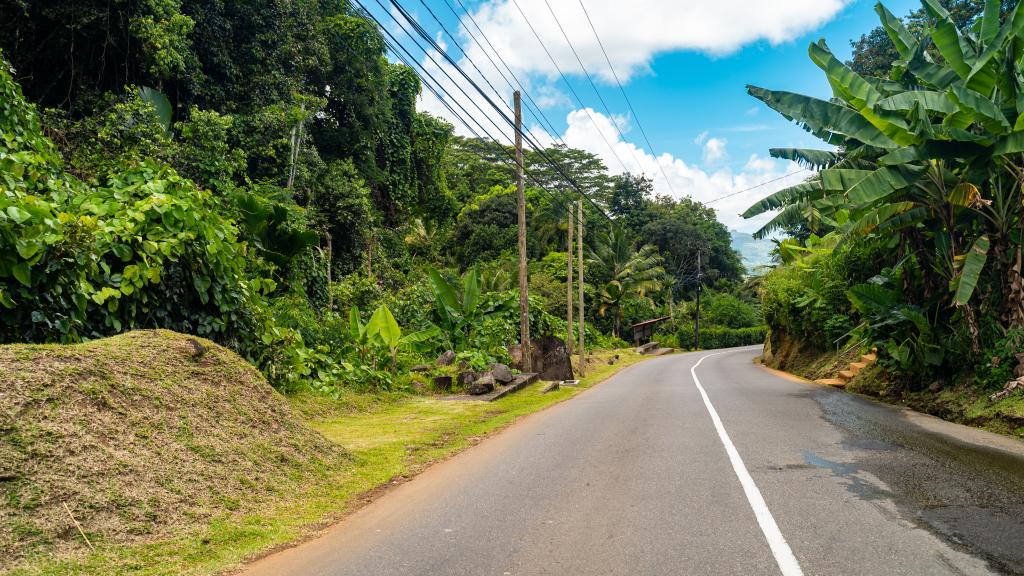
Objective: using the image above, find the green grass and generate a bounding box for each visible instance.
[8,349,649,576]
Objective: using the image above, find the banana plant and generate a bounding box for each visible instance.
[364,304,440,371]
[427,265,512,349]
[744,0,1024,336]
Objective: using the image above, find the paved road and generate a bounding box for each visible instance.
[244,347,1024,576]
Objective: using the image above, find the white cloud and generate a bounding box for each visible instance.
[745,105,761,116]
[556,110,810,233]
[693,130,709,145]
[462,0,848,83]
[702,137,728,165]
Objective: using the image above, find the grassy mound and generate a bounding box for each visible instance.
[0,330,347,571]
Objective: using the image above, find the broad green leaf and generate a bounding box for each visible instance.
[11,263,30,287]
[428,268,462,321]
[965,4,1024,95]
[875,3,917,58]
[462,265,480,316]
[747,86,898,149]
[349,307,364,341]
[807,41,916,146]
[948,83,1011,134]
[6,205,31,224]
[922,0,972,78]
[399,325,441,345]
[980,0,1001,44]
[954,235,990,305]
[847,283,899,314]
[367,305,401,349]
[820,169,873,192]
[742,179,823,217]
[846,165,927,205]
[768,148,841,169]
[139,86,173,135]
[877,90,956,114]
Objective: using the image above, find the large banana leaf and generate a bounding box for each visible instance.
[875,3,917,59]
[949,83,1011,134]
[922,0,973,79]
[980,0,1001,44]
[428,268,462,323]
[366,304,401,350]
[768,148,840,169]
[965,4,1024,94]
[820,169,873,192]
[953,235,990,305]
[845,165,927,205]
[747,86,898,149]
[808,41,916,146]
[742,179,822,217]
[462,265,480,316]
[876,90,956,114]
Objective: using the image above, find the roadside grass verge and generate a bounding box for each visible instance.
[8,349,648,576]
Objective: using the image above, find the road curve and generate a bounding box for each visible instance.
[243,347,1024,576]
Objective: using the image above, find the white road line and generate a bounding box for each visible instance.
[690,352,804,576]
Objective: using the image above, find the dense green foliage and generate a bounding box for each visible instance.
[749,0,1024,392]
[0,4,750,394]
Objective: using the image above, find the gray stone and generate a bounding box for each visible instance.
[436,350,456,366]
[466,373,495,395]
[456,370,478,388]
[1015,352,1024,365]
[1015,363,1024,379]
[432,375,453,392]
[489,363,513,384]
[410,364,432,373]
[530,335,574,381]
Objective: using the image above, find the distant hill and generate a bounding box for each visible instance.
[730,230,775,273]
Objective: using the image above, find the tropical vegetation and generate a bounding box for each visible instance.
[747,0,1024,395]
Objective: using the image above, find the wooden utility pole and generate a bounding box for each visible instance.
[514,91,531,372]
[566,199,574,355]
[577,197,586,376]
[694,249,702,350]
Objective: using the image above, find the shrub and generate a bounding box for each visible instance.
[677,325,767,350]
[703,292,760,328]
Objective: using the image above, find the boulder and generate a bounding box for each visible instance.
[456,370,478,388]
[410,364,432,373]
[530,335,574,381]
[489,363,514,384]
[1016,363,1024,379]
[436,350,456,366]
[466,373,495,395]
[432,375,453,392]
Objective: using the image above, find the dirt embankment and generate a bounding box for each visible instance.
[762,330,1024,439]
[0,330,348,571]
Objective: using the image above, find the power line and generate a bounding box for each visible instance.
[382,0,614,222]
[575,0,679,197]
[436,0,567,150]
[540,0,647,174]
[363,5,592,228]
[703,169,810,206]
[506,0,633,175]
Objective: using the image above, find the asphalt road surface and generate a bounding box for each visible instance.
[244,347,1024,576]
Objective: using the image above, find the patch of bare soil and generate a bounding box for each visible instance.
[0,330,347,570]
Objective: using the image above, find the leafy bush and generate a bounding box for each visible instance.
[703,292,760,328]
[677,325,767,350]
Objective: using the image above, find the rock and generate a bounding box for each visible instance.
[436,350,456,366]
[507,344,524,369]
[489,363,513,384]
[456,370,478,388]
[1015,352,1024,365]
[410,364,432,373]
[991,378,1023,401]
[432,375,453,392]
[530,335,574,381]
[1015,364,1024,379]
[466,373,495,395]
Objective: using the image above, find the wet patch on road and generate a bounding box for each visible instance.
[811,389,1024,575]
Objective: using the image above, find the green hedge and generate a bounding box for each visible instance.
[677,325,767,350]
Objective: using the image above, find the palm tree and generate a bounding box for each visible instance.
[588,227,666,337]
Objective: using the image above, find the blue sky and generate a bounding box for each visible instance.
[367,0,920,231]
